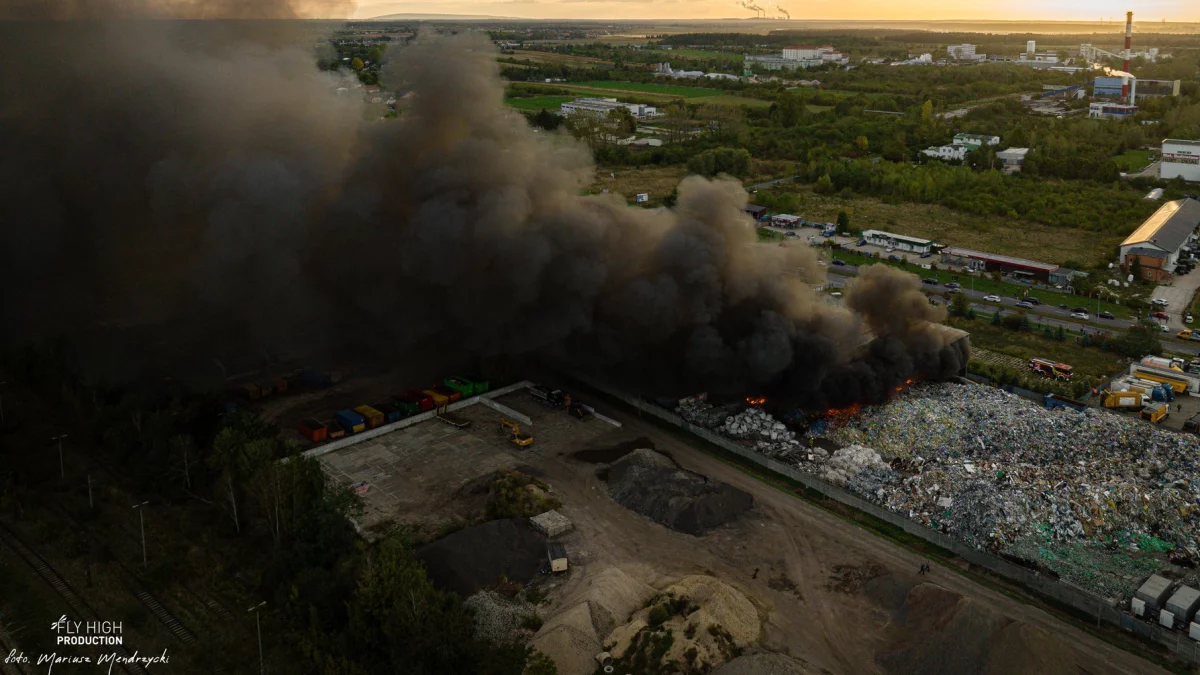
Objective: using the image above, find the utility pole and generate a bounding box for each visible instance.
[51,434,68,479]
[248,601,267,675]
[0,381,7,426]
[132,501,149,569]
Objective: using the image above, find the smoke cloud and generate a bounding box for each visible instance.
[0,13,967,408]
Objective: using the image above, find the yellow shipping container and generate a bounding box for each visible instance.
[354,405,385,429]
[423,389,450,408]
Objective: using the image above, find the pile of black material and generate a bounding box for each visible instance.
[606,448,753,535]
[415,518,547,596]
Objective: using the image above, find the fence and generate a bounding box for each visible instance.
[579,376,1200,667]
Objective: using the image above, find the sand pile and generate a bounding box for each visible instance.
[604,575,761,674]
[415,518,545,596]
[606,448,753,535]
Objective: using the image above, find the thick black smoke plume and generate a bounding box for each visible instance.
[0,7,967,408]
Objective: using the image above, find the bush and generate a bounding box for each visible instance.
[647,605,669,627]
[687,147,751,177]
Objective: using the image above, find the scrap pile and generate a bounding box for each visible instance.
[811,382,1200,594]
[719,408,821,462]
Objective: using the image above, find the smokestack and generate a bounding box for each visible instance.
[1123,10,1133,102]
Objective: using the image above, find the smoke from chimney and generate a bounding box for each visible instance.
[0,8,967,409]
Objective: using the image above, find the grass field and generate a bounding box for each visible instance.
[508,50,614,67]
[702,94,773,108]
[645,48,744,62]
[505,95,573,112]
[947,315,1126,383]
[1112,149,1154,173]
[574,80,723,97]
[515,82,766,109]
[590,165,690,203]
[775,188,1122,268]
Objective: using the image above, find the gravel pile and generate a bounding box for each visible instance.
[463,591,536,644]
[607,448,753,535]
[416,519,547,596]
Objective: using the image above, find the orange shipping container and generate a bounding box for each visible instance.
[355,405,385,429]
[297,417,328,442]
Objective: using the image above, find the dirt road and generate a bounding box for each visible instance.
[526,397,1170,675]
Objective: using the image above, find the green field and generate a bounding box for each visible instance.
[947,315,1126,384]
[573,80,723,97]
[505,95,573,112]
[645,48,744,62]
[1112,149,1154,173]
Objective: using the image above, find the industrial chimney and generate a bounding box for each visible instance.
[1122,11,1133,102]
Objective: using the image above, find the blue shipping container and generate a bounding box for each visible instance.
[302,369,334,388]
[335,409,367,433]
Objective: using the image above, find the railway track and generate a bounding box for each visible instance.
[0,522,147,675]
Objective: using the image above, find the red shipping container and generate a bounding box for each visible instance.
[404,389,435,412]
[432,385,461,403]
[298,417,328,442]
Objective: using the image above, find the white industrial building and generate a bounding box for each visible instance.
[1120,198,1200,280]
[953,133,1000,149]
[861,230,934,255]
[748,45,847,70]
[560,97,657,118]
[1162,139,1200,182]
[922,145,970,161]
[947,44,986,61]
[1088,102,1138,121]
[996,147,1029,173]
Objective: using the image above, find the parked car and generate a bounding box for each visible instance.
[856,239,867,247]
[1025,297,1041,305]
[1098,312,1115,320]
[1153,311,1170,320]
[1071,311,1089,320]
[1160,323,1171,333]
[1070,307,1087,314]
[921,278,939,285]
[945,282,961,290]
[1187,313,1194,324]
[1015,301,1034,309]
[920,251,932,259]
[983,295,1002,303]
[886,247,895,253]
[831,259,846,266]
[928,298,940,306]
[888,254,901,261]
[1152,298,1169,307]
[946,287,962,294]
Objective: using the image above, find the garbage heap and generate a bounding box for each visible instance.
[817,383,1200,577]
[718,407,825,463]
[675,394,742,430]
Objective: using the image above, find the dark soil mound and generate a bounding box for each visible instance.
[607,448,752,535]
[415,518,546,596]
[571,436,657,463]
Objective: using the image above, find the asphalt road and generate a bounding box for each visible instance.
[823,265,1200,358]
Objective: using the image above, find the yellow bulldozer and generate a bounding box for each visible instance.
[500,418,534,447]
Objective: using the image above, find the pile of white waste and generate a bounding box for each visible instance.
[719,407,823,463]
[819,445,889,487]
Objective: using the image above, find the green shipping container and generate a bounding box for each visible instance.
[444,376,475,397]
[392,395,421,416]
[464,375,490,395]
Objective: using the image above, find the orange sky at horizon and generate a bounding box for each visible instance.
[352,0,1200,22]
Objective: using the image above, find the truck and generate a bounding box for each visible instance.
[530,385,566,407]
[1029,358,1073,381]
[1184,414,1200,434]
[1130,366,1193,394]
[1141,402,1169,424]
[335,409,367,434]
[1044,393,1087,412]
[1101,391,1144,410]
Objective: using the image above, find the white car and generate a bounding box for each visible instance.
[1160,323,1171,333]
[1071,311,1089,320]
[1152,298,1169,307]
[983,295,1002,303]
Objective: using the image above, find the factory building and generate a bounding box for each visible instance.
[1094,77,1180,101]
[996,147,1029,173]
[748,45,847,70]
[1162,139,1200,182]
[1088,102,1138,120]
[560,98,657,118]
[953,133,1000,149]
[1120,198,1200,281]
[947,44,986,61]
[941,248,1058,282]
[861,230,934,255]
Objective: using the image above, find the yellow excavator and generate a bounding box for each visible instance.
[500,418,534,447]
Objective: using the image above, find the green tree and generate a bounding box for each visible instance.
[774,92,804,128]
[524,652,559,675]
[1130,256,1143,281]
[350,57,364,71]
[854,135,869,151]
[919,99,934,126]
[949,292,971,317]
[814,173,834,195]
[990,310,1001,325]
[836,210,851,230]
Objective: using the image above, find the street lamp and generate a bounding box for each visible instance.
[248,601,267,675]
[51,434,68,479]
[132,502,148,569]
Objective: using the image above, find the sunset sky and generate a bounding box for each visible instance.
[352,0,1199,21]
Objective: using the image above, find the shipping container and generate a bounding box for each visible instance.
[443,377,475,398]
[464,375,490,395]
[335,409,367,434]
[392,394,422,416]
[297,417,328,442]
[257,381,275,397]
[423,389,450,408]
[432,385,461,403]
[355,405,385,429]
[404,389,435,412]
[328,424,346,440]
[376,402,403,424]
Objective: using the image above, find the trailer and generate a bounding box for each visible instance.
[1130,365,1196,395]
[547,542,569,573]
[530,384,566,407]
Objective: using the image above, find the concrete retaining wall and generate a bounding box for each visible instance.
[300,380,534,459]
[580,377,1200,666]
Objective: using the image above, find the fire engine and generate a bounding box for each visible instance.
[1029,358,1073,381]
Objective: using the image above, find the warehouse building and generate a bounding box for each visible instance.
[941,248,1058,282]
[1162,139,1200,182]
[996,147,1029,173]
[1088,102,1138,121]
[560,97,657,118]
[1120,198,1200,281]
[862,230,933,255]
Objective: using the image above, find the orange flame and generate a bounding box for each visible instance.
[745,396,767,406]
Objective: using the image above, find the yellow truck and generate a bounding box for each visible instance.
[1102,391,1143,410]
[1141,402,1169,424]
[1130,367,1191,394]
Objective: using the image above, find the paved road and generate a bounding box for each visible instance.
[1125,160,1161,181]
[747,175,797,191]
